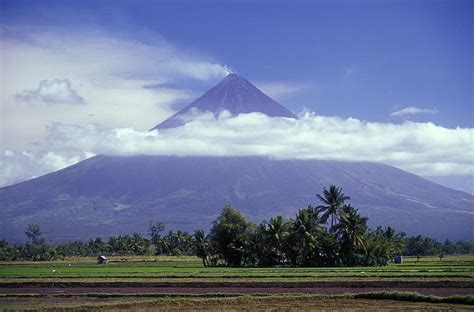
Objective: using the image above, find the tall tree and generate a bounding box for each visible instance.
[209,204,253,266]
[333,205,368,263]
[266,216,288,261]
[129,232,150,255]
[316,185,350,229]
[148,220,165,244]
[253,216,290,266]
[193,229,209,267]
[25,224,44,244]
[366,226,405,265]
[292,206,322,265]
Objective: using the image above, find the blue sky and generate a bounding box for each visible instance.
[0,0,473,192]
[2,0,472,127]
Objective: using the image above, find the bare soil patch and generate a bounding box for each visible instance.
[1,280,473,297]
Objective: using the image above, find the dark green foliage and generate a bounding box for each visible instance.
[87,237,110,256]
[0,240,15,261]
[365,226,406,265]
[58,234,152,257]
[0,226,57,261]
[209,204,254,266]
[289,206,325,265]
[148,220,194,256]
[13,224,55,260]
[206,204,342,267]
[312,230,341,266]
[332,205,368,264]
[0,240,55,261]
[56,240,88,257]
[193,229,210,267]
[107,232,150,256]
[404,235,442,257]
[155,230,193,256]
[20,242,56,261]
[441,239,474,255]
[316,185,350,229]
[251,216,290,266]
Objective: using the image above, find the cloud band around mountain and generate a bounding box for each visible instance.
[1,112,472,187]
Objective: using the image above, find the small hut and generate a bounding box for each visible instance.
[97,255,108,264]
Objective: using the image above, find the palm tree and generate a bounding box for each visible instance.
[265,216,288,263]
[370,226,405,261]
[193,229,209,267]
[333,205,368,260]
[266,216,285,247]
[316,185,350,229]
[129,232,149,255]
[293,206,322,265]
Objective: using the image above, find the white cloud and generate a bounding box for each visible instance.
[0,27,230,150]
[16,79,85,105]
[2,112,472,187]
[391,106,439,117]
[0,149,93,187]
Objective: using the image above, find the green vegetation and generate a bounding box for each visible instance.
[0,255,473,280]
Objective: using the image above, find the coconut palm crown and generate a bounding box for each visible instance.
[316,184,350,229]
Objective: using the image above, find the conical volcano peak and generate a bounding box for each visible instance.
[210,73,255,92]
[223,73,240,79]
[151,74,296,130]
[220,73,249,83]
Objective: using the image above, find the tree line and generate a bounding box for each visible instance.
[0,185,472,264]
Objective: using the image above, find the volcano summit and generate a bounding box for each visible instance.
[151,74,296,130]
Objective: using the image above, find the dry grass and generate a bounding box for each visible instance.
[1,293,473,311]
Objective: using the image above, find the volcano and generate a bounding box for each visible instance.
[151,73,296,130]
[0,74,472,242]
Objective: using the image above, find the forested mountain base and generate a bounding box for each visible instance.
[1,186,472,266]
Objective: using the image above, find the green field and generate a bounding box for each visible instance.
[1,255,473,281]
[1,255,473,311]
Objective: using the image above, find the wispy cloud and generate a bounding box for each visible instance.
[342,65,357,80]
[1,112,472,186]
[16,79,85,105]
[391,106,439,117]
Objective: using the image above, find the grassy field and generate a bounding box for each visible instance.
[1,255,473,281]
[0,255,473,311]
